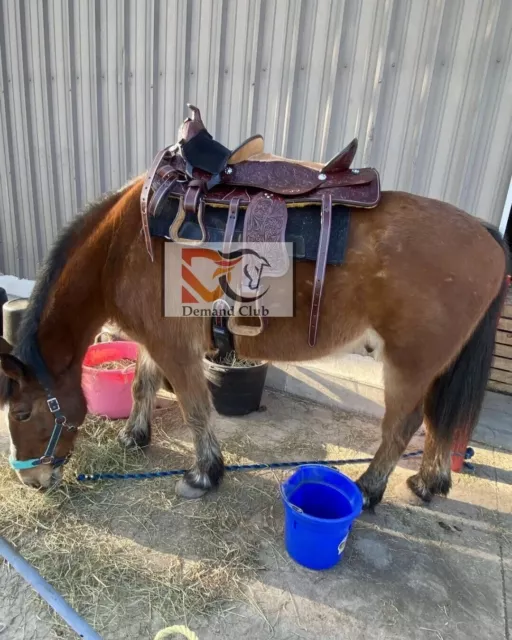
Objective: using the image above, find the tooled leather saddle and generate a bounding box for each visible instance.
[141,104,381,353]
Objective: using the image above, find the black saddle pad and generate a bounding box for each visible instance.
[149,198,351,266]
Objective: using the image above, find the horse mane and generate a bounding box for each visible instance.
[0,188,126,405]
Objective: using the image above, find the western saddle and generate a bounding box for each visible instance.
[141,104,381,352]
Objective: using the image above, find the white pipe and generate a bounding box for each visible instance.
[499,174,512,236]
[0,535,103,640]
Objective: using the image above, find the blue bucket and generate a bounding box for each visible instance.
[280,464,363,570]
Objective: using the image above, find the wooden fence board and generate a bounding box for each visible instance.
[494,343,512,358]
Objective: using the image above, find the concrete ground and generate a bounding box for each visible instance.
[265,355,512,452]
[1,385,511,640]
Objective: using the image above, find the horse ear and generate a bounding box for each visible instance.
[0,354,28,382]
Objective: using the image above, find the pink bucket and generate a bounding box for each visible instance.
[82,341,138,419]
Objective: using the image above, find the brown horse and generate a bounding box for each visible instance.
[0,179,508,509]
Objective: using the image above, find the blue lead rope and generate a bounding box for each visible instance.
[76,447,475,483]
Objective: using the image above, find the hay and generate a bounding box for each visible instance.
[0,412,271,639]
[204,351,261,367]
[90,358,136,371]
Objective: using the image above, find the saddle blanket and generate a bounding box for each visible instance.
[148,198,351,266]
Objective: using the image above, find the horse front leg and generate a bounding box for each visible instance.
[118,346,163,448]
[146,348,224,498]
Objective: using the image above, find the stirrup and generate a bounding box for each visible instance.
[228,314,265,337]
[169,197,207,245]
[227,294,266,336]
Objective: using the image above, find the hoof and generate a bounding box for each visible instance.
[118,427,151,449]
[407,474,433,502]
[407,472,451,502]
[175,478,208,499]
[356,478,385,511]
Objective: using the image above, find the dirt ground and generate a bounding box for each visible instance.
[0,389,511,640]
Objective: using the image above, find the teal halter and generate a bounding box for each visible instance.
[7,345,76,472]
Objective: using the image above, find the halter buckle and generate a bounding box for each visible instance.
[39,455,55,465]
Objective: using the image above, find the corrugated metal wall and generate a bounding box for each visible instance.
[1,0,512,279]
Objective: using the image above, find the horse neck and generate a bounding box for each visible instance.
[38,221,112,378]
[34,179,142,380]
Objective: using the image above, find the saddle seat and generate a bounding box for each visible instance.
[140,104,381,350]
[228,135,358,174]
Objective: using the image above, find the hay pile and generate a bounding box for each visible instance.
[0,409,280,639]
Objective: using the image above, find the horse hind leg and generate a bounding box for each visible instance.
[119,347,163,448]
[408,271,509,501]
[357,362,427,508]
[94,324,165,446]
[406,418,451,502]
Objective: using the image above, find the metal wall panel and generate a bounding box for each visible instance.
[1,0,511,278]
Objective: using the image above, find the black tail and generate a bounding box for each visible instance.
[424,224,510,443]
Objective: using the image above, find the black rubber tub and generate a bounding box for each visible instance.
[0,287,7,336]
[203,357,268,416]
[2,298,29,346]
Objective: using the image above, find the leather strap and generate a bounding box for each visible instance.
[223,197,240,253]
[212,197,240,356]
[214,196,240,317]
[308,193,332,347]
[183,180,205,213]
[156,164,176,183]
[148,177,178,219]
[140,146,172,261]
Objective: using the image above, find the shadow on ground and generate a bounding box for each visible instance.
[1,389,510,640]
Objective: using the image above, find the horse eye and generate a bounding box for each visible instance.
[15,411,31,422]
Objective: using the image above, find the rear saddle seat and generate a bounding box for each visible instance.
[141,104,381,351]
